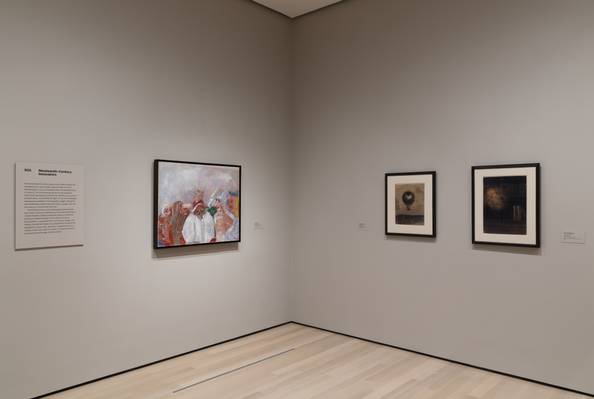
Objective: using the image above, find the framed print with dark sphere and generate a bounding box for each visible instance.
[472,163,540,247]
[154,160,241,249]
[385,172,436,237]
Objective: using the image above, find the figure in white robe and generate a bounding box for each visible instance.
[182,204,214,244]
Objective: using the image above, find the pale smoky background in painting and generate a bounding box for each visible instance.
[158,163,239,207]
[156,162,240,247]
[394,183,425,225]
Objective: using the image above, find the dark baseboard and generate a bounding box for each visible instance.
[30,321,292,399]
[29,320,594,399]
[292,321,594,398]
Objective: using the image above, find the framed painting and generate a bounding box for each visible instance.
[472,163,540,247]
[153,160,241,249]
[385,171,436,237]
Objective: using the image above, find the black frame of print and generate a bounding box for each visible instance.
[385,171,436,238]
[153,159,241,249]
[472,163,540,248]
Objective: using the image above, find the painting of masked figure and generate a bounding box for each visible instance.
[154,160,241,248]
[472,163,540,247]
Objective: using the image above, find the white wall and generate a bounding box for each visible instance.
[0,1,292,398]
[291,0,594,394]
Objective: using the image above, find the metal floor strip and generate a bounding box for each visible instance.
[172,348,296,394]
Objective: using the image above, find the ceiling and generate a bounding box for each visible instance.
[252,0,345,18]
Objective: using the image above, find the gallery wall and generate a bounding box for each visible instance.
[290,0,594,394]
[0,1,292,398]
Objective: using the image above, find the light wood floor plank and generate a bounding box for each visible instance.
[47,323,590,399]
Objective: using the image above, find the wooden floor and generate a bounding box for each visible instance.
[48,323,588,399]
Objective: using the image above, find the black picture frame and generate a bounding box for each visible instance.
[153,159,242,249]
[385,171,436,238]
[472,163,540,248]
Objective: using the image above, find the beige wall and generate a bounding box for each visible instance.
[0,1,292,398]
[291,0,594,394]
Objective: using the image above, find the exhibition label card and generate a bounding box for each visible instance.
[15,162,85,250]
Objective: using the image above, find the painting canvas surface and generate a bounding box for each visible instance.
[394,183,425,225]
[155,161,240,248]
[483,176,526,235]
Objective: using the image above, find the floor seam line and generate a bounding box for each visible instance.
[172,348,296,394]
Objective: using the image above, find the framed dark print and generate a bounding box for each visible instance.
[385,171,436,237]
[472,163,540,247]
[154,160,241,249]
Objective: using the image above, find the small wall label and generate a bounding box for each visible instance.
[561,231,586,244]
